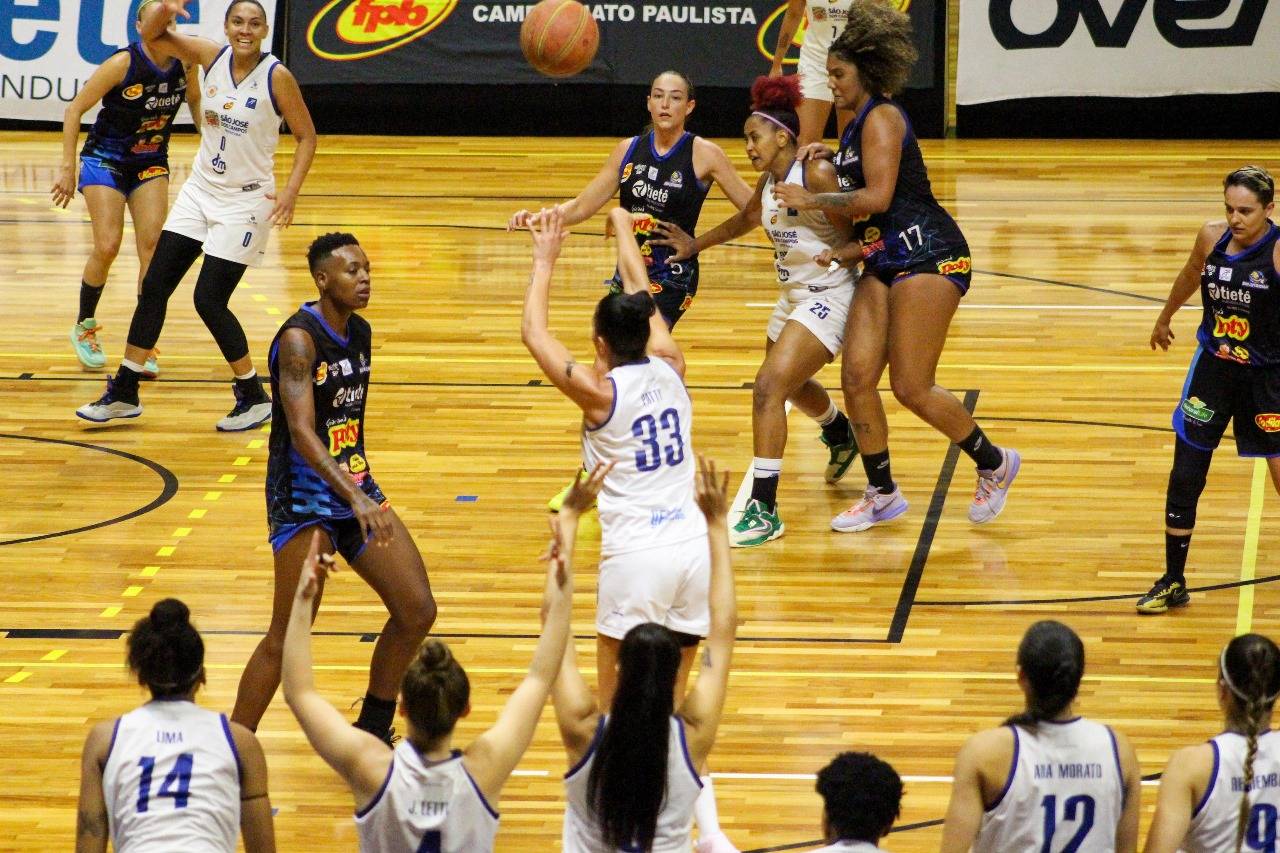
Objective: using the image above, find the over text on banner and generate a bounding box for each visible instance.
[288,0,935,88]
[958,0,1279,104]
[0,0,278,122]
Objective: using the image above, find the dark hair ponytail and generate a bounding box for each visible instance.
[587,623,682,851]
[1224,166,1275,207]
[748,75,801,139]
[127,599,204,699]
[1221,634,1280,853]
[593,290,654,364]
[401,640,470,746]
[1003,621,1084,730]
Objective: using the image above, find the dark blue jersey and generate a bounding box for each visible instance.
[618,132,711,285]
[1197,222,1280,367]
[82,42,187,164]
[266,304,383,533]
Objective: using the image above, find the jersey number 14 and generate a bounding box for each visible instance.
[136,753,194,812]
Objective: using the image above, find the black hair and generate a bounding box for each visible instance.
[816,751,904,842]
[1220,634,1280,853]
[307,232,360,274]
[401,640,471,746]
[126,599,204,699]
[224,0,267,24]
[748,74,801,140]
[593,291,654,364]
[587,623,682,851]
[1224,166,1275,207]
[1003,620,1084,730]
[828,0,918,97]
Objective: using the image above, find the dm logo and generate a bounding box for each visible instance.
[757,0,911,65]
[307,0,459,61]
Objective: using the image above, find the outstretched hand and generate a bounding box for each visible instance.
[1150,316,1175,351]
[649,221,696,261]
[295,529,338,602]
[693,454,730,523]
[528,207,570,264]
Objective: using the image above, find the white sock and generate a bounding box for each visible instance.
[811,399,838,427]
[694,775,722,835]
[121,359,144,374]
[234,369,257,381]
[752,457,782,479]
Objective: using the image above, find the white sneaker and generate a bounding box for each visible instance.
[969,448,1021,524]
[75,377,142,422]
[831,485,908,532]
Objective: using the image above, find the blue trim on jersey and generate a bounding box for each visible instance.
[564,716,606,780]
[584,376,619,432]
[355,756,395,818]
[1216,222,1278,263]
[220,714,244,786]
[986,725,1020,813]
[266,60,281,115]
[1106,726,1124,805]
[302,302,350,348]
[1192,739,1219,819]
[648,131,691,163]
[675,716,704,789]
[211,44,230,76]
[105,717,122,766]
[462,763,502,819]
[267,337,280,374]
[229,51,269,89]
[134,41,179,79]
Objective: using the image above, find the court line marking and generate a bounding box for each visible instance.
[1235,459,1269,636]
[744,303,1186,311]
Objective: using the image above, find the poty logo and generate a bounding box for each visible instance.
[327,419,361,455]
[307,0,459,61]
[990,0,1269,50]
[1256,414,1280,433]
[756,0,910,63]
[937,257,972,276]
[1213,314,1250,341]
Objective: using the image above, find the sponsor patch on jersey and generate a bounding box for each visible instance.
[937,256,972,277]
[647,166,658,181]
[138,115,171,132]
[327,419,360,455]
[621,162,634,182]
[204,109,220,128]
[222,100,235,110]
[159,82,168,93]
[648,281,664,294]
[813,7,827,19]
[1256,414,1280,433]
[315,362,328,384]
[1219,267,1233,282]
[1247,270,1270,290]
[347,453,368,474]
[246,97,258,109]
[1214,314,1250,341]
[359,353,370,374]
[680,294,693,311]
[339,359,353,376]
[136,165,168,181]
[122,83,143,100]
[206,85,216,96]
[665,170,683,188]
[1181,396,1215,423]
[1206,263,1217,277]
[863,227,881,243]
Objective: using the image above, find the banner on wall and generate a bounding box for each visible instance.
[0,0,278,121]
[287,0,936,89]
[958,0,1280,104]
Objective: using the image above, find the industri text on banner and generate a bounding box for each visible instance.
[0,0,278,122]
[288,0,935,88]
[957,0,1280,104]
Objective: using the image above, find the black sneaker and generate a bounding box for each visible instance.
[1136,577,1190,614]
[76,376,142,422]
[216,380,271,432]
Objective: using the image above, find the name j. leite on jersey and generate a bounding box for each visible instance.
[1033,763,1105,780]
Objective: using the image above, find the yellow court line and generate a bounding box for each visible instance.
[1236,459,1269,636]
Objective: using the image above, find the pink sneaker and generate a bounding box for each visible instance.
[831,485,908,532]
[969,448,1021,524]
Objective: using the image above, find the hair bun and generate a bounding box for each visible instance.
[750,75,802,112]
[621,291,657,320]
[417,639,454,674]
[149,598,190,631]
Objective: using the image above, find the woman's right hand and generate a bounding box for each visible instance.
[694,454,730,523]
[1150,315,1175,351]
[796,143,835,162]
[51,163,76,208]
[352,491,394,545]
[508,209,535,231]
[649,221,696,261]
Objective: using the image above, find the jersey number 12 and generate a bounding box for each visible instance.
[1040,793,1094,853]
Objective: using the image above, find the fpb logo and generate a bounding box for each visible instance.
[757,1,911,64]
[307,0,459,61]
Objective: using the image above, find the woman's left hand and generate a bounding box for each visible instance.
[267,187,299,228]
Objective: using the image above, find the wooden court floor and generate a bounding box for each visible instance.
[0,131,1277,851]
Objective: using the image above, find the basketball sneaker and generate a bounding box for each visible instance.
[730,499,784,548]
[821,430,859,484]
[141,348,160,379]
[71,319,106,369]
[216,378,271,432]
[1136,577,1190,614]
[969,448,1021,524]
[76,376,142,422]
[831,485,908,532]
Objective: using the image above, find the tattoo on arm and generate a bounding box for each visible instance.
[280,334,311,386]
[77,808,107,839]
[565,359,576,379]
[814,191,860,216]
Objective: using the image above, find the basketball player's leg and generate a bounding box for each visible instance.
[348,508,437,739]
[125,176,171,377]
[232,524,334,730]
[796,96,834,148]
[72,185,127,368]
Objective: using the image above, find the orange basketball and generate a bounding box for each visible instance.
[520,0,599,78]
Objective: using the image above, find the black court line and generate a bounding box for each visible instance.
[886,390,979,643]
[917,573,1280,607]
[0,434,178,546]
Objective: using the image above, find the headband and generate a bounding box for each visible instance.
[1220,647,1280,705]
[750,110,795,139]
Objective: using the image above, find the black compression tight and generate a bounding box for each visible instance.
[127,230,251,363]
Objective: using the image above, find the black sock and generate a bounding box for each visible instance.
[353,693,396,737]
[112,364,141,402]
[1165,532,1191,584]
[79,281,104,323]
[821,410,853,446]
[862,450,894,493]
[749,475,779,512]
[235,374,269,402]
[958,426,1003,471]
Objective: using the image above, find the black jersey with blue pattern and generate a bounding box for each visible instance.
[1197,222,1280,367]
[82,42,187,164]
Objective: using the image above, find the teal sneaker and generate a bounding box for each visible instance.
[142,348,160,379]
[821,430,859,484]
[71,319,106,369]
[730,498,784,548]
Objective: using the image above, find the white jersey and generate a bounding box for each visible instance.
[762,161,856,299]
[810,842,888,852]
[563,716,703,852]
[102,700,241,853]
[355,743,499,853]
[801,0,849,57]
[973,718,1125,853]
[1184,730,1280,853]
[582,357,706,557]
[192,46,281,192]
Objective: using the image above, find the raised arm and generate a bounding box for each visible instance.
[608,207,685,378]
[266,65,317,228]
[520,208,616,421]
[767,0,807,77]
[774,104,904,219]
[75,721,113,853]
[1143,745,1211,853]
[509,137,630,230]
[183,62,202,133]
[1151,221,1218,351]
[141,0,221,69]
[677,456,736,766]
[696,137,755,211]
[465,464,610,802]
[281,531,393,807]
[229,723,276,853]
[51,52,130,209]
[649,173,766,263]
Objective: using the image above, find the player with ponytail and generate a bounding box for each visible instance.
[651,75,862,548]
[76,599,275,852]
[1145,633,1280,853]
[941,621,1141,853]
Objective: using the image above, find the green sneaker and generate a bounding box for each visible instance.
[1136,576,1190,614]
[548,470,595,513]
[71,318,106,369]
[821,430,859,484]
[730,498,784,548]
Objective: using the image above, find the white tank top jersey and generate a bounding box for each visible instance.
[973,717,1125,853]
[811,841,889,852]
[354,742,499,853]
[192,46,281,192]
[562,716,704,852]
[761,160,856,299]
[101,700,242,853]
[1184,730,1280,853]
[801,0,849,56]
[581,357,706,558]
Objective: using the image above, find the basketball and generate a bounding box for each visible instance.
[519,0,599,78]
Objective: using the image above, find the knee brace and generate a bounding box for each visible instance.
[1165,439,1213,529]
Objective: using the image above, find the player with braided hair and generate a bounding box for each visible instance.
[940,621,1141,853]
[651,74,860,548]
[1145,633,1280,853]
